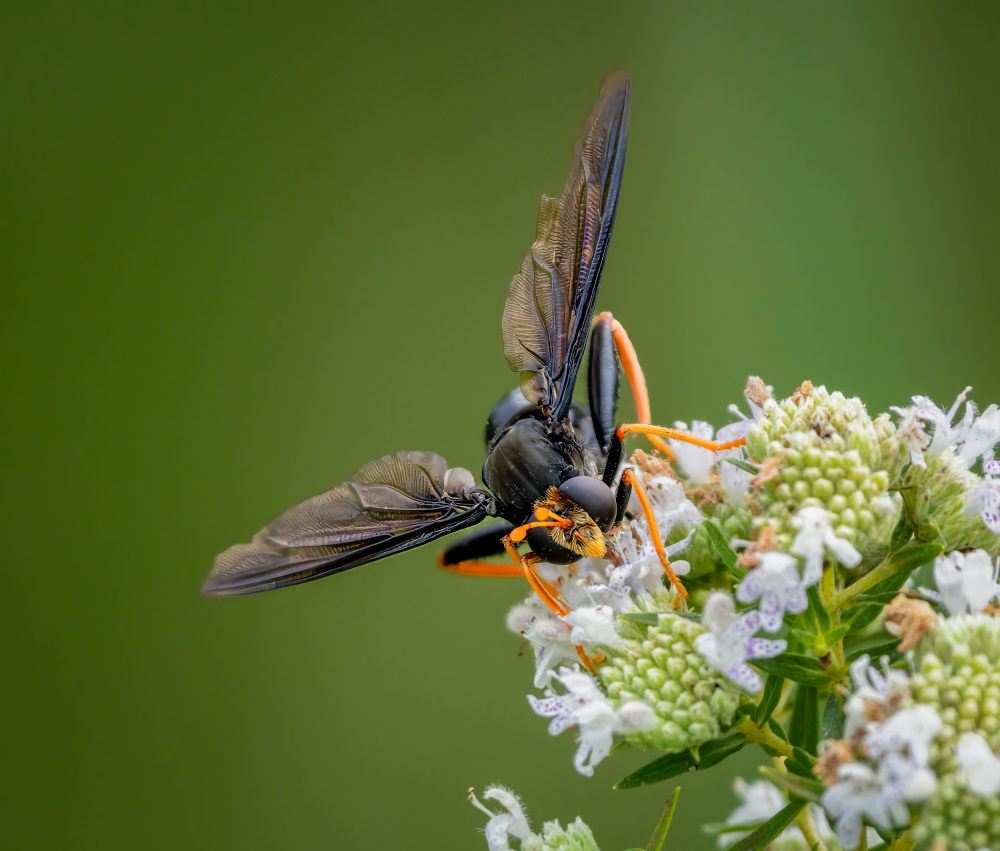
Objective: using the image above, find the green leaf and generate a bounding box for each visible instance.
[851,592,906,606]
[845,634,901,663]
[722,798,808,851]
[806,585,831,631]
[758,767,824,803]
[614,733,746,789]
[644,788,680,851]
[618,612,661,626]
[889,505,913,553]
[754,673,784,725]
[704,520,746,580]
[767,717,788,741]
[872,541,943,591]
[822,693,843,740]
[789,685,820,756]
[722,457,760,476]
[753,654,831,688]
[787,746,816,778]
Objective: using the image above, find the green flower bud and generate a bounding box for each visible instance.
[745,384,904,559]
[599,598,741,753]
[530,818,601,851]
[900,448,1000,556]
[909,615,1000,850]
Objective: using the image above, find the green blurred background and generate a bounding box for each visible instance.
[4,2,999,848]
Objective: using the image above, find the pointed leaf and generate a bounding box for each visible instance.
[753,654,831,688]
[644,788,680,851]
[806,585,831,631]
[754,673,784,725]
[758,767,824,803]
[722,798,808,851]
[704,520,746,580]
[619,612,661,626]
[786,746,816,778]
[789,686,820,756]
[889,505,913,552]
[614,733,746,789]
[845,634,901,663]
[822,693,844,740]
[722,457,760,476]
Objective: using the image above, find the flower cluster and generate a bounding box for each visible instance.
[473,380,1000,851]
[470,786,600,851]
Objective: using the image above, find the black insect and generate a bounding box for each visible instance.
[203,73,738,607]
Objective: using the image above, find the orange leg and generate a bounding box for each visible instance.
[437,552,523,576]
[617,422,746,453]
[622,467,688,608]
[597,312,676,460]
[501,537,569,616]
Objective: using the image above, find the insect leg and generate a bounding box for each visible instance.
[437,521,523,576]
[594,311,675,459]
[501,537,569,616]
[603,423,746,485]
[498,537,605,674]
[619,467,688,608]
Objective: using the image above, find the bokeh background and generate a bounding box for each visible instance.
[4,2,999,849]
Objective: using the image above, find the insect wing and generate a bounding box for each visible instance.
[203,451,487,596]
[502,71,630,422]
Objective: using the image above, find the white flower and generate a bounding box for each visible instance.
[790,506,862,585]
[562,606,624,650]
[694,592,787,693]
[821,761,912,851]
[893,406,932,468]
[842,655,911,740]
[967,459,1000,534]
[717,378,771,445]
[527,667,655,776]
[958,404,1000,468]
[956,732,1000,797]
[468,786,534,851]
[863,705,942,767]
[669,420,716,484]
[717,449,751,506]
[892,388,1000,469]
[610,525,694,600]
[735,551,809,632]
[933,550,1000,616]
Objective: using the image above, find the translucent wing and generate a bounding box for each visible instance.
[502,71,630,422]
[202,451,488,596]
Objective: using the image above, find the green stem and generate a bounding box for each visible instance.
[794,805,828,851]
[832,554,895,609]
[734,718,794,760]
[887,833,916,851]
[819,565,846,668]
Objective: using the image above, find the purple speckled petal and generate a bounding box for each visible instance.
[728,610,761,645]
[746,637,788,659]
[735,571,764,604]
[725,662,763,693]
[758,589,784,632]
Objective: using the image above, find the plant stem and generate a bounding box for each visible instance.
[794,805,828,851]
[820,565,846,668]
[833,554,895,609]
[734,718,794,760]
[887,833,915,851]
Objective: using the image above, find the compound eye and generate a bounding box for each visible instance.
[558,475,617,532]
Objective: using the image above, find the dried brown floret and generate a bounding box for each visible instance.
[737,526,777,568]
[791,380,815,405]
[744,376,771,409]
[814,739,855,787]
[883,592,939,653]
